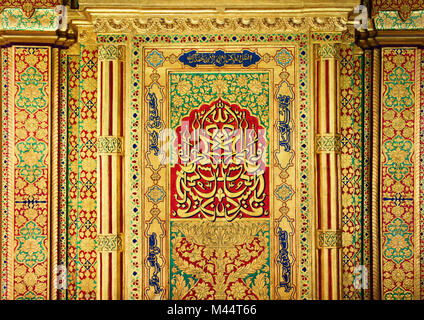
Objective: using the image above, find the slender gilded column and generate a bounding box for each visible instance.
[314,43,342,300]
[97,44,125,300]
[370,48,381,300]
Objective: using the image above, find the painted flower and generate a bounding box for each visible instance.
[392,55,405,66]
[248,79,262,94]
[173,95,184,107]
[194,281,212,299]
[392,268,405,282]
[229,281,247,300]
[25,118,40,132]
[237,75,248,87]
[384,110,395,121]
[383,278,395,290]
[391,83,409,100]
[81,278,95,292]
[23,272,37,287]
[387,234,408,252]
[392,117,405,131]
[21,82,43,101]
[177,80,192,95]
[211,79,228,95]
[257,94,268,106]
[404,278,413,290]
[340,75,351,89]
[192,75,204,87]
[388,149,408,165]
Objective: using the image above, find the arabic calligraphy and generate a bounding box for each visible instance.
[277,94,292,152]
[147,232,163,294]
[277,227,292,292]
[171,99,269,221]
[179,50,261,68]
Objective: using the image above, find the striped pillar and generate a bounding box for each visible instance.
[314,43,342,300]
[97,44,125,300]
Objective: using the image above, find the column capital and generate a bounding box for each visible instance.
[97,233,123,252]
[315,133,341,153]
[315,42,341,60]
[98,44,125,61]
[98,136,124,155]
[317,229,343,249]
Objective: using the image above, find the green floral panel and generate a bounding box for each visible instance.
[169,72,270,130]
[375,11,424,30]
[1,8,58,31]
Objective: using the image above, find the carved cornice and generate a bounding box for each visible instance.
[0,29,76,47]
[356,26,424,48]
[79,0,361,10]
[92,16,348,34]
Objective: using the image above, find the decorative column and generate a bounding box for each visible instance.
[96,44,125,300]
[0,6,74,300]
[314,43,342,300]
[357,8,424,299]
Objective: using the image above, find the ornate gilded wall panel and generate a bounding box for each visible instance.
[1,0,394,301]
[131,35,312,300]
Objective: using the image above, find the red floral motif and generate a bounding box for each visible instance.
[174,235,266,299]
[372,0,424,20]
[0,0,61,18]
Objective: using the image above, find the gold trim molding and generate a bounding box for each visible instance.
[316,133,341,153]
[317,230,342,248]
[98,136,124,155]
[0,30,76,47]
[98,45,125,61]
[97,233,123,252]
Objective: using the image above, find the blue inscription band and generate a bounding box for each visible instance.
[179,49,261,67]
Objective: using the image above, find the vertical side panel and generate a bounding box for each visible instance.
[380,48,420,300]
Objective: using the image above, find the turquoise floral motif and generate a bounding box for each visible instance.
[16,66,47,114]
[275,49,293,67]
[384,66,414,113]
[383,218,413,265]
[16,291,44,300]
[1,8,58,31]
[146,50,164,68]
[15,221,47,268]
[384,287,413,300]
[375,11,424,30]
[16,136,47,183]
[169,72,269,129]
[146,185,165,204]
[275,184,293,202]
[383,135,412,181]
